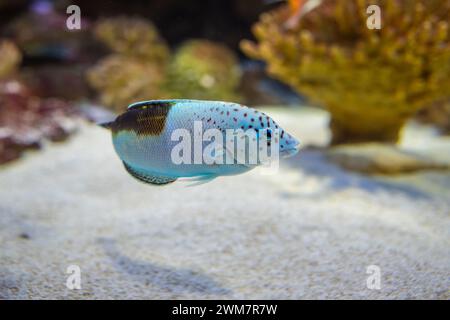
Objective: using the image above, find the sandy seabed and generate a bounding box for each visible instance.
[0,107,449,299]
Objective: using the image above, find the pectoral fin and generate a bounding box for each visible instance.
[179,174,218,187]
[122,162,176,185]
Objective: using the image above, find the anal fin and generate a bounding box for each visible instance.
[123,162,176,186]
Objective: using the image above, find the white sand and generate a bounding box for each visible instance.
[0,108,449,299]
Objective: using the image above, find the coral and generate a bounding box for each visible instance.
[94,17,170,63]
[5,8,102,100]
[6,9,95,62]
[87,55,168,112]
[87,17,170,112]
[0,40,78,165]
[241,0,450,144]
[0,80,78,165]
[22,64,91,100]
[88,20,242,110]
[416,100,450,135]
[326,143,450,174]
[166,40,241,101]
[0,40,21,79]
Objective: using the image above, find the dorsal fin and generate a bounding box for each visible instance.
[115,101,173,136]
[127,100,176,111]
[122,162,176,185]
[98,121,114,129]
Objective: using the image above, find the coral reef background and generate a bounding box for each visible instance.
[0,0,449,300]
[241,0,450,144]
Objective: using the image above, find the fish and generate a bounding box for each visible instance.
[100,99,300,186]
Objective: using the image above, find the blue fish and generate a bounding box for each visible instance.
[101,99,300,185]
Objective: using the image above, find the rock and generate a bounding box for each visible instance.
[22,64,92,100]
[0,79,79,165]
[6,8,98,64]
[326,143,450,174]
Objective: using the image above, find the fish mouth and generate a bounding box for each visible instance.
[280,142,301,158]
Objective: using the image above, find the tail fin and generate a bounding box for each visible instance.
[98,121,114,130]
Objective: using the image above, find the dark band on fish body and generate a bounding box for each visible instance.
[112,101,174,136]
[127,100,175,111]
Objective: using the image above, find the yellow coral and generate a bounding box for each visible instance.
[166,40,241,101]
[87,55,168,112]
[242,0,450,144]
[88,19,243,110]
[87,17,171,112]
[94,16,170,63]
[0,40,21,79]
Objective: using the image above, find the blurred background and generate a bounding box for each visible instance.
[0,0,449,299]
[0,0,449,163]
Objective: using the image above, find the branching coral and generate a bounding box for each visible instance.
[241,0,450,144]
[416,100,450,135]
[167,40,241,101]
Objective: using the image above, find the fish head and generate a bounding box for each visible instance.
[278,129,301,158]
[250,113,300,159]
